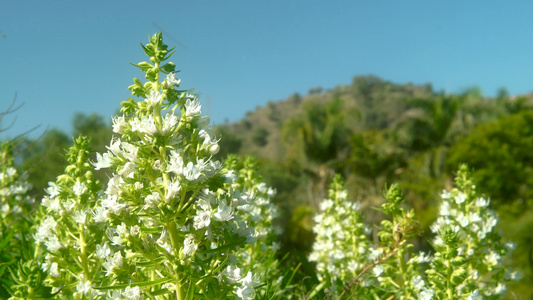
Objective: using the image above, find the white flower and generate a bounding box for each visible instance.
[236,272,258,300]
[103,251,123,276]
[347,261,359,272]
[467,290,483,300]
[419,288,435,300]
[193,209,211,230]
[441,190,452,200]
[183,162,201,181]
[76,280,92,295]
[106,175,123,196]
[368,247,382,261]
[493,283,506,294]
[485,250,501,267]
[130,225,140,236]
[130,115,157,136]
[166,151,184,175]
[156,228,169,244]
[161,113,179,135]
[117,222,129,238]
[224,170,237,183]
[163,72,180,88]
[145,90,162,107]
[123,286,143,300]
[505,241,516,250]
[73,180,86,196]
[93,152,113,170]
[457,213,469,227]
[73,210,87,224]
[112,115,128,134]
[455,193,466,204]
[337,190,347,200]
[119,162,137,178]
[185,97,202,117]
[49,262,60,277]
[35,216,57,242]
[439,201,451,216]
[166,180,181,201]
[214,200,234,222]
[224,265,242,284]
[96,243,112,259]
[107,227,123,246]
[417,251,432,264]
[45,182,61,198]
[92,206,110,223]
[373,265,385,277]
[121,142,139,162]
[475,197,489,207]
[107,138,122,156]
[320,199,334,211]
[183,234,197,257]
[45,236,63,252]
[145,192,162,208]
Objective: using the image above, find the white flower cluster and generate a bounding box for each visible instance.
[33,137,108,298]
[222,156,284,297]
[0,165,34,223]
[309,180,371,292]
[424,166,516,299]
[91,67,259,298]
[431,192,497,243]
[309,169,517,299]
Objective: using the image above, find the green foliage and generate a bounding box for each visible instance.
[72,112,113,155]
[350,130,406,187]
[282,98,351,166]
[448,110,533,207]
[0,140,37,298]
[251,127,269,147]
[20,129,70,200]
[33,136,105,298]
[213,126,242,159]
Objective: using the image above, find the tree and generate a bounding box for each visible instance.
[72,112,113,155]
[447,110,533,207]
[21,129,71,200]
[281,98,354,207]
[350,130,406,191]
[251,127,269,147]
[213,125,242,158]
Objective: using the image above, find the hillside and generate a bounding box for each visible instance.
[215,75,435,162]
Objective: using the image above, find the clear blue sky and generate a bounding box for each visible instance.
[2,0,533,139]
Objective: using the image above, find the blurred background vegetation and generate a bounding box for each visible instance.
[7,75,533,296]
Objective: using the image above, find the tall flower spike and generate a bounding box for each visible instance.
[33,136,106,298]
[92,33,256,299]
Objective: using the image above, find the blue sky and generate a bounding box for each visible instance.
[1,0,533,139]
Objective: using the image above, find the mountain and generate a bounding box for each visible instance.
[215,75,436,162]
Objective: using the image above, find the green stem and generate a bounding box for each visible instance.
[79,220,89,280]
[446,247,454,300]
[167,220,185,300]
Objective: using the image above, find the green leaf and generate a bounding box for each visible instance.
[93,276,173,290]
[132,61,154,72]
[161,62,176,74]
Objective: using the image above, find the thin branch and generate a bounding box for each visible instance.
[338,242,404,300]
[0,92,24,119]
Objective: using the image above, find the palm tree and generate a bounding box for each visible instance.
[281,98,355,207]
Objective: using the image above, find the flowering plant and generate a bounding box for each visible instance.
[425,165,517,299]
[310,166,516,299]
[0,140,41,298]
[89,32,265,299]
